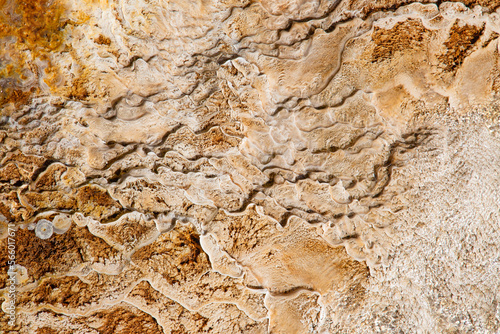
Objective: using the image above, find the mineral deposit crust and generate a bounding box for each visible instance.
[0,0,500,333]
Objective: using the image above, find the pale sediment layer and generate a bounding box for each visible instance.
[0,0,500,333]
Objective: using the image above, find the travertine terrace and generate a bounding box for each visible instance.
[1,0,500,333]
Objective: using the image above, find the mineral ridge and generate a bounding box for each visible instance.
[0,0,500,333]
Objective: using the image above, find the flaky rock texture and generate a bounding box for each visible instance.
[1,0,500,333]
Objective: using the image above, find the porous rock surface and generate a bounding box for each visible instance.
[1,0,500,333]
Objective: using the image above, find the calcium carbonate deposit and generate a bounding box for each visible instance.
[0,0,500,333]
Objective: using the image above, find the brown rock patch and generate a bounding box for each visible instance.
[76,184,122,220]
[0,162,24,184]
[94,34,112,46]
[454,0,500,10]
[371,18,430,62]
[0,224,121,284]
[32,163,68,191]
[23,191,77,211]
[86,305,163,334]
[0,191,27,222]
[438,20,485,72]
[132,224,210,285]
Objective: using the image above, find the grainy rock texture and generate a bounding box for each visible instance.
[1,0,500,333]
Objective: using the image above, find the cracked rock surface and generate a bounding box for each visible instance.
[1,0,500,333]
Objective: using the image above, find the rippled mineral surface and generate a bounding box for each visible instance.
[1,0,500,333]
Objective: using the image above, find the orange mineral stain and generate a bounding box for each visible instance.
[0,0,67,109]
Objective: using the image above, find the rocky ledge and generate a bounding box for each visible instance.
[1,0,500,333]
